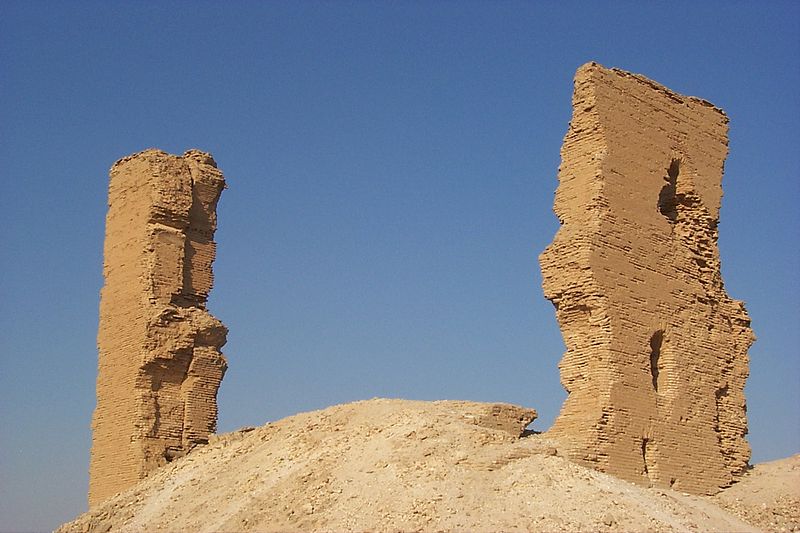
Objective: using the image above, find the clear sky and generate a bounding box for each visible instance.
[1,1,798,531]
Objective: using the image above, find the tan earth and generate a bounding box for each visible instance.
[58,399,799,533]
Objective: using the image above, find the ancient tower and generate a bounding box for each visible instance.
[540,63,754,495]
[89,149,228,506]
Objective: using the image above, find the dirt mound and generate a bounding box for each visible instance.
[58,399,796,532]
[714,454,800,532]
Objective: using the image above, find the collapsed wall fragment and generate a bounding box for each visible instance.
[540,63,754,494]
[89,149,227,506]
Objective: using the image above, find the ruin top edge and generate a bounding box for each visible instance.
[577,61,726,118]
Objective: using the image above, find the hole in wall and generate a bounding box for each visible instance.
[658,159,681,223]
[714,385,730,426]
[642,437,657,481]
[641,438,649,476]
[164,446,183,462]
[649,330,664,392]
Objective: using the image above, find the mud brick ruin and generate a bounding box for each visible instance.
[89,149,228,506]
[86,63,752,507]
[540,63,754,494]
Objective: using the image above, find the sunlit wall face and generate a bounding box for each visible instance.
[1,2,798,531]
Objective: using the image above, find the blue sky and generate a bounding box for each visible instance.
[1,1,798,531]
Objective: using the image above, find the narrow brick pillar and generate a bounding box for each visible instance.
[89,149,228,506]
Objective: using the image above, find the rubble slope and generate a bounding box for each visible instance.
[59,399,797,532]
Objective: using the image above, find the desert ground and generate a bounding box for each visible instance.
[58,399,799,532]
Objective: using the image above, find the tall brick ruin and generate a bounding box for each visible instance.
[540,63,754,494]
[89,149,228,506]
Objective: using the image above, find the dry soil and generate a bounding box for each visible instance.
[58,399,799,532]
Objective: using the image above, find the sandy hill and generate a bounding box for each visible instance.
[58,399,799,532]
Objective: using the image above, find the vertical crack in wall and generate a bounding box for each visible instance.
[658,159,681,224]
[89,149,227,507]
[540,63,754,495]
[649,330,664,393]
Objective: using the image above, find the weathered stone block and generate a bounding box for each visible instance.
[540,63,754,494]
[89,149,227,506]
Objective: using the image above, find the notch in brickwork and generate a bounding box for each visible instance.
[649,330,664,393]
[658,158,681,223]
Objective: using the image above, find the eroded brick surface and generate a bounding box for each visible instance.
[89,149,227,506]
[540,63,754,495]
